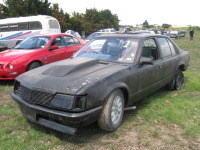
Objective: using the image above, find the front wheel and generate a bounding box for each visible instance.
[98,89,124,131]
[27,61,41,71]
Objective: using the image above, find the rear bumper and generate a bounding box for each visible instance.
[11,93,102,134]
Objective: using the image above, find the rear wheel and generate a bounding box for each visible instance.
[168,69,184,90]
[98,89,124,131]
[175,70,184,90]
[27,61,41,71]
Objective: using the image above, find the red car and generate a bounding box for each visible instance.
[0,33,86,80]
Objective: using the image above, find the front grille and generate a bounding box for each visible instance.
[19,86,54,106]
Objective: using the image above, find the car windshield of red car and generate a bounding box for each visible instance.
[14,36,51,50]
[74,37,139,63]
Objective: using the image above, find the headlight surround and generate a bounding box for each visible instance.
[73,96,87,111]
[14,81,21,95]
[2,63,14,69]
[50,94,87,111]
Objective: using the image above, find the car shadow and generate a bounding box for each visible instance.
[126,87,169,112]
[27,87,172,144]
[0,80,15,86]
[28,120,109,143]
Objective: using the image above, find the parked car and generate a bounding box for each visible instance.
[178,30,186,37]
[65,30,81,38]
[0,43,8,52]
[133,30,154,34]
[168,30,185,39]
[11,34,189,134]
[85,32,114,41]
[0,33,86,80]
[97,28,116,33]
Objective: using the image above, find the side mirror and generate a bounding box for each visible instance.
[50,45,59,50]
[139,57,154,65]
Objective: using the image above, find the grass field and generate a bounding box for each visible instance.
[0,30,200,150]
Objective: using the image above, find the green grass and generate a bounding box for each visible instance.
[0,30,200,150]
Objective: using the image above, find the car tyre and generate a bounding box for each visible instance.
[27,61,41,71]
[167,77,176,90]
[168,69,184,90]
[98,89,124,131]
[175,70,184,90]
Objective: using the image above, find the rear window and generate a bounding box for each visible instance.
[157,38,172,58]
[49,20,59,29]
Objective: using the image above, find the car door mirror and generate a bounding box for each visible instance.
[50,45,59,50]
[139,57,154,65]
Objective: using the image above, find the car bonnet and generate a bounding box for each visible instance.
[16,57,128,95]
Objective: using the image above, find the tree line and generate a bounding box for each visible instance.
[0,0,120,35]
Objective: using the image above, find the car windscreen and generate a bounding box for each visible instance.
[14,36,51,50]
[74,37,139,63]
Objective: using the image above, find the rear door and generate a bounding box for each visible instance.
[62,35,83,57]
[156,37,179,84]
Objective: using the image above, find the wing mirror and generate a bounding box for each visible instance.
[50,45,59,50]
[139,57,154,65]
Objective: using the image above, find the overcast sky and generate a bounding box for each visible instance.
[0,0,199,26]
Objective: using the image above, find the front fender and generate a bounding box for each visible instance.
[101,82,130,105]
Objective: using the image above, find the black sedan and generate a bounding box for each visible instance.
[11,34,190,134]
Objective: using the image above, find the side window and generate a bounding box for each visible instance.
[0,24,9,32]
[9,24,18,31]
[73,37,80,45]
[18,23,28,30]
[167,39,176,55]
[141,38,158,60]
[51,36,65,48]
[29,21,42,30]
[63,36,75,46]
[157,38,172,58]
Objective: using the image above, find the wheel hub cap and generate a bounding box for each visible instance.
[111,96,122,125]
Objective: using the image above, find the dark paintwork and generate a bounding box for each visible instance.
[11,33,190,134]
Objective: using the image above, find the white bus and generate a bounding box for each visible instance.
[0,15,61,48]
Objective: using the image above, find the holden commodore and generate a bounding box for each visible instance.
[0,33,86,80]
[11,33,190,134]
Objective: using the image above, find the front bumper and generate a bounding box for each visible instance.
[0,69,24,80]
[11,93,102,134]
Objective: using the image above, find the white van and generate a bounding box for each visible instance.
[0,15,61,48]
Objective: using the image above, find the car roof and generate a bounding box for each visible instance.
[31,33,75,38]
[95,33,167,39]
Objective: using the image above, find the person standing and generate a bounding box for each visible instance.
[190,29,194,41]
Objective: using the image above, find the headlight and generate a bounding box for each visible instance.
[50,94,87,111]
[8,64,14,69]
[50,94,74,110]
[2,63,14,69]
